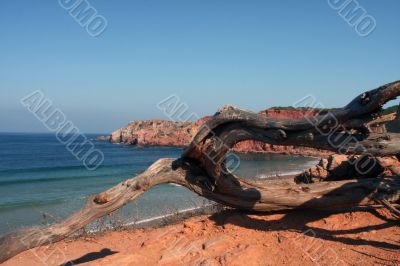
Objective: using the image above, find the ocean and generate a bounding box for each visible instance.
[0,133,318,235]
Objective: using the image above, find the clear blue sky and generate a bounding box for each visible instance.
[1,0,399,133]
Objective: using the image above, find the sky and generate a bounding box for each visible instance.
[0,0,399,133]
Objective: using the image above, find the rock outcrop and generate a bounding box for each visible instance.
[96,135,111,141]
[105,107,397,157]
[106,107,330,156]
[296,154,400,183]
[110,117,210,147]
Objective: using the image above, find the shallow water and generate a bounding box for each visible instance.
[0,133,318,235]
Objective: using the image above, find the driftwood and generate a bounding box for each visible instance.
[1,81,400,263]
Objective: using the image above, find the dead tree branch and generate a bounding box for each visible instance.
[1,81,400,263]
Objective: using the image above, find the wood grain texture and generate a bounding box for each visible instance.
[1,81,400,263]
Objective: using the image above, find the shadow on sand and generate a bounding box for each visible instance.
[62,248,118,266]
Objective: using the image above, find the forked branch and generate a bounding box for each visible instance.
[1,81,400,263]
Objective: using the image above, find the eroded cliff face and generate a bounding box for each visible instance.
[232,108,326,156]
[260,107,320,120]
[107,107,329,156]
[110,117,210,147]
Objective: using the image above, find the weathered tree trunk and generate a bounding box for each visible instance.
[1,81,400,263]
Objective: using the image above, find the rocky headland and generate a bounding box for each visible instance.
[102,107,331,157]
[98,106,399,158]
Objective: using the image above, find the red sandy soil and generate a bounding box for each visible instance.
[2,208,399,266]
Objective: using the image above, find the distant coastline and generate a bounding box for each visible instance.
[97,107,333,158]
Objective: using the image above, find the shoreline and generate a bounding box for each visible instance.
[84,204,225,235]
[0,136,321,238]
[95,136,330,159]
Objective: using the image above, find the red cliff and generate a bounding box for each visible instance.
[107,107,330,156]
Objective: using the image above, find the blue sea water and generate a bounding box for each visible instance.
[0,133,318,235]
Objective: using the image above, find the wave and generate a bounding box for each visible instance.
[169,183,182,187]
[129,205,212,225]
[0,164,145,186]
[0,165,88,175]
[0,198,67,213]
[255,170,303,179]
[0,162,140,175]
[254,159,319,179]
[0,172,128,186]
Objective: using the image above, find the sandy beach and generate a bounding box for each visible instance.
[2,207,399,266]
